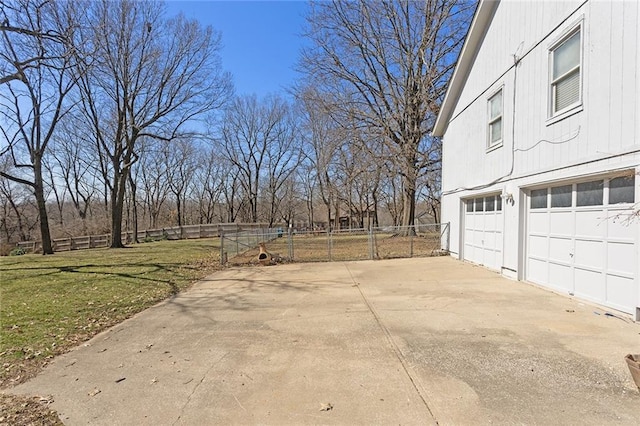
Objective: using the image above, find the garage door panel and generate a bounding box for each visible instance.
[529,212,548,234]
[473,230,483,246]
[464,202,503,271]
[529,235,548,259]
[574,269,605,301]
[527,180,638,316]
[575,211,606,238]
[605,275,635,314]
[574,239,604,269]
[549,211,573,236]
[527,258,547,284]
[607,215,635,240]
[548,237,572,263]
[607,241,635,276]
[548,262,572,292]
[483,231,496,249]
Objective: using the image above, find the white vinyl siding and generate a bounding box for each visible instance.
[550,28,582,116]
[487,89,503,148]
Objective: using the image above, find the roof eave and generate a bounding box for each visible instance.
[432,0,500,137]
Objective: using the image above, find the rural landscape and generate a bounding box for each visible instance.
[4,0,639,423]
[1,0,472,423]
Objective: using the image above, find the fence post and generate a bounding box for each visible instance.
[327,228,332,261]
[410,225,414,257]
[220,228,225,266]
[444,222,450,252]
[288,227,293,260]
[368,226,374,260]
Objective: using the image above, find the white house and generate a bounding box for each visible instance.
[433,0,639,321]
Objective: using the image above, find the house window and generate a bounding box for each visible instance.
[487,89,503,148]
[485,196,495,212]
[530,189,547,209]
[576,180,603,206]
[550,28,581,116]
[475,198,484,212]
[550,185,572,208]
[609,175,635,204]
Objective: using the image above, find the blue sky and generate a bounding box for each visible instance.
[165,0,309,98]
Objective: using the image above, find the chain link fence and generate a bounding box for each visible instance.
[222,223,450,265]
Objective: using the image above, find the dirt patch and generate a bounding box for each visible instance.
[226,233,445,266]
[0,393,62,426]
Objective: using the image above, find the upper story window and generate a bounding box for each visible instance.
[549,27,582,117]
[487,88,503,149]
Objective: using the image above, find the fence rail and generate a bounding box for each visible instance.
[222,223,450,265]
[14,223,270,253]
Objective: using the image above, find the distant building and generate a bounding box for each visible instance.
[434,0,639,320]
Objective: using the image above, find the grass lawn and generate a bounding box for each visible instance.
[0,238,221,389]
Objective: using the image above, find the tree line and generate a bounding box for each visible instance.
[0,0,473,254]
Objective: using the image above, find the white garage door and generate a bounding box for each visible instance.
[526,174,638,314]
[463,194,503,271]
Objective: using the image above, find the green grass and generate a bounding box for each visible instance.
[0,239,221,385]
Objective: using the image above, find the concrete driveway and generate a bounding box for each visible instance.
[8,257,640,425]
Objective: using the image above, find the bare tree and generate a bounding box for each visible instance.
[297,87,343,229]
[190,148,228,224]
[138,142,170,229]
[76,0,232,248]
[264,101,303,227]
[219,95,301,224]
[164,137,198,227]
[47,117,97,234]
[0,162,38,244]
[300,0,472,233]
[0,0,80,253]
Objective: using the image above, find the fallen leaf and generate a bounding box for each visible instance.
[319,402,333,411]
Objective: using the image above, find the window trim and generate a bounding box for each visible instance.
[547,20,583,122]
[466,194,503,213]
[528,172,636,210]
[486,86,504,151]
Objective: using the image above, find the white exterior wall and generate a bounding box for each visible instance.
[441,0,640,316]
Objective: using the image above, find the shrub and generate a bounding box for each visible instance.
[9,247,27,256]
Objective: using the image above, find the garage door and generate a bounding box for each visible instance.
[463,194,503,271]
[526,174,637,314]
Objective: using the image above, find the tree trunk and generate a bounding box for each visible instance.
[34,162,54,254]
[176,195,182,227]
[401,153,417,235]
[128,173,139,243]
[110,171,127,248]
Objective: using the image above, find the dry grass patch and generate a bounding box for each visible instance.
[1,239,222,424]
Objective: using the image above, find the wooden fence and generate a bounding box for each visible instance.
[15,223,268,253]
